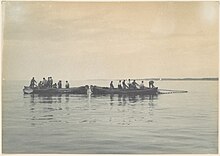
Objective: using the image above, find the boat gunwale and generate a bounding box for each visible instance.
[23,86,88,94]
[91,86,158,95]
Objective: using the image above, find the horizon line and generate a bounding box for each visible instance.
[2,77,219,81]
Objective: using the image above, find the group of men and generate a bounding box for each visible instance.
[30,77,70,89]
[110,79,155,89]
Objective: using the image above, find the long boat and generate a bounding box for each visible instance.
[23,85,158,95]
[91,86,158,95]
[23,86,88,94]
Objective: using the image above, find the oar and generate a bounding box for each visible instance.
[136,83,141,87]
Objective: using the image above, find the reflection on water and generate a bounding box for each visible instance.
[108,94,158,125]
[25,93,158,104]
[25,94,68,104]
[23,93,158,126]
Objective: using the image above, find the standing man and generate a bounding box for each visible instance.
[58,80,62,89]
[110,81,114,89]
[30,77,37,88]
[127,79,131,89]
[149,80,155,88]
[50,77,53,88]
[47,77,51,88]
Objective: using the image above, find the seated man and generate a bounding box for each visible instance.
[52,83,57,88]
[139,81,145,89]
[131,80,139,89]
[118,80,122,89]
[38,81,43,89]
[65,81,70,88]
[122,80,128,89]
[42,78,48,88]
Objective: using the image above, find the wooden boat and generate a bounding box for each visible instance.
[91,86,158,95]
[23,86,89,94]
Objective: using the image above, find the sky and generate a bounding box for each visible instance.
[2,2,219,81]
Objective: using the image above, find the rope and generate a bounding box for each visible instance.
[158,89,188,94]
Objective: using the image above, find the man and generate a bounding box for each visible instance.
[122,80,128,89]
[50,77,53,88]
[110,81,114,89]
[149,80,155,88]
[52,83,57,88]
[30,77,37,88]
[42,78,47,88]
[131,80,139,89]
[65,81,70,88]
[38,81,43,89]
[58,80,62,89]
[118,80,122,89]
[127,79,131,89]
[140,81,145,89]
[47,77,51,88]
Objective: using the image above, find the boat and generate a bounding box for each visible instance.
[23,85,89,94]
[91,86,158,95]
[23,85,158,95]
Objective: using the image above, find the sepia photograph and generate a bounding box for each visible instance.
[2,1,219,154]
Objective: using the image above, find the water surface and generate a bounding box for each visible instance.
[2,80,218,154]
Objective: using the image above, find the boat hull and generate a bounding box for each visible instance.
[91,86,158,95]
[23,86,88,94]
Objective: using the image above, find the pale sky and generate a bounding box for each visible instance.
[2,2,219,80]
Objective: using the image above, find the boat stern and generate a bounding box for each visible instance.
[23,86,34,94]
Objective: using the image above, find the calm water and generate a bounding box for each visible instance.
[2,80,218,154]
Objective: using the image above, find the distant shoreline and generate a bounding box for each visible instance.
[90,78,219,81]
[3,78,219,82]
[143,78,219,81]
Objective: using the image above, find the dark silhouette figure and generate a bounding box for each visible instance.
[58,80,62,89]
[149,80,155,88]
[110,81,114,89]
[52,83,57,88]
[122,80,128,89]
[127,79,131,89]
[42,78,47,88]
[30,77,37,88]
[131,80,139,89]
